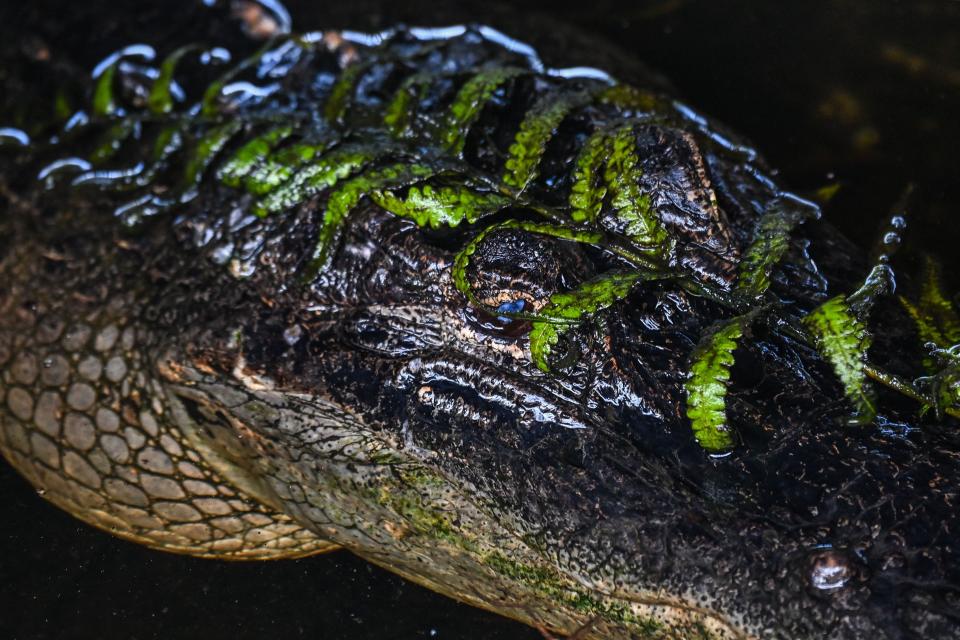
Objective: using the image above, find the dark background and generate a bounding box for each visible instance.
[1,0,959,638]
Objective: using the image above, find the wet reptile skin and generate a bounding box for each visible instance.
[1,18,959,640]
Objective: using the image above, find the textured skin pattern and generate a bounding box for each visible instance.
[1,23,959,640]
[0,194,333,559]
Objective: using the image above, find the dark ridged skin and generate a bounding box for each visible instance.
[1,17,958,640]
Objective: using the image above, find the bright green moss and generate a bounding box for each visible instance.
[900,257,960,355]
[90,120,138,164]
[599,83,664,113]
[384,72,434,137]
[243,140,335,196]
[148,45,197,114]
[569,128,611,224]
[92,63,118,117]
[252,145,378,216]
[183,120,243,187]
[309,162,443,272]
[324,60,371,123]
[604,124,671,253]
[201,40,279,117]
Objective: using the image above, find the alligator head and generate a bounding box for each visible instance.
[1,15,958,640]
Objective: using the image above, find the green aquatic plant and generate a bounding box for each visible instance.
[529,272,643,373]
[803,295,876,422]
[685,316,750,453]
[371,184,511,230]
[915,345,960,421]
[900,257,960,356]
[735,197,815,299]
[442,66,526,153]
[502,90,594,191]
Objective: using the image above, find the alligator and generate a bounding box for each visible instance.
[1,5,959,639]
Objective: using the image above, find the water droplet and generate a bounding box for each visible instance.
[211,243,235,265]
[283,324,303,346]
[809,548,852,590]
[42,357,54,368]
[229,258,256,278]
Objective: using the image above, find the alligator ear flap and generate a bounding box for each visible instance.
[685,315,752,454]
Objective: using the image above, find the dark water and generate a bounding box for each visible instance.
[1,1,958,638]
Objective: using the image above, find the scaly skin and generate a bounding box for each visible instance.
[1,22,959,639]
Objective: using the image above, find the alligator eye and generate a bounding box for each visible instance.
[466,298,532,338]
[495,298,526,322]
